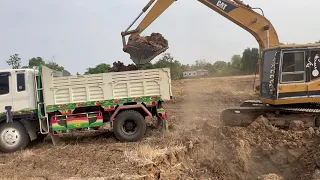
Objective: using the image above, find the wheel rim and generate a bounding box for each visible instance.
[1,127,21,147]
[121,119,138,135]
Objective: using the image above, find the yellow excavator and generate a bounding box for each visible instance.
[121,0,320,129]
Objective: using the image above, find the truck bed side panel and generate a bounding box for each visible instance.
[42,66,172,106]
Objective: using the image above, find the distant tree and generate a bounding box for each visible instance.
[45,61,64,71]
[229,55,241,74]
[182,64,191,71]
[193,59,208,69]
[85,63,111,74]
[192,59,215,74]
[229,54,243,75]
[231,55,242,70]
[6,54,21,69]
[76,72,80,75]
[21,57,64,71]
[137,63,155,70]
[316,40,320,43]
[241,48,259,74]
[154,53,184,80]
[28,57,45,68]
[212,61,229,76]
[212,61,228,71]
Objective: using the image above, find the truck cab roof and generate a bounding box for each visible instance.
[0,68,38,74]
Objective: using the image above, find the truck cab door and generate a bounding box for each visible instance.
[0,72,13,117]
[12,70,31,111]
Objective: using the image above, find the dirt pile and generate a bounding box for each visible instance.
[176,115,320,180]
[140,77,320,179]
[109,61,138,72]
[126,33,169,65]
[122,144,189,179]
[130,33,168,51]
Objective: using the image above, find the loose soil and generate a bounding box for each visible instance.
[1,75,320,180]
[126,33,168,65]
[129,33,168,51]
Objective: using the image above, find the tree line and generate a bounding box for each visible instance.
[6,54,64,71]
[82,47,261,80]
[4,47,260,80]
[7,40,320,80]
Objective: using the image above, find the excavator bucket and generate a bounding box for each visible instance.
[125,33,169,65]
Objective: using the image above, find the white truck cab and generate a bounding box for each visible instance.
[0,68,38,114]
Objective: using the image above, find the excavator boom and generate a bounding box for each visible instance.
[121,0,280,65]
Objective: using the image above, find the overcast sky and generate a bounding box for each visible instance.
[1,0,319,74]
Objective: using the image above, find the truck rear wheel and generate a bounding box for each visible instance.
[113,110,146,142]
[0,121,30,153]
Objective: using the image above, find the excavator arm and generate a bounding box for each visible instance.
[121,0,280,65]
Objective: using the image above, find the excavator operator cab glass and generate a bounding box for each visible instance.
[260,49,279,99]
[280,51,305,83]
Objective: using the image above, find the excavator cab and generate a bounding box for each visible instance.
[259,44,320,105]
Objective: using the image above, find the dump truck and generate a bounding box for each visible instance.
[0,65,172,153]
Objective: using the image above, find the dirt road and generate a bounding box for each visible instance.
[0,76,319,180]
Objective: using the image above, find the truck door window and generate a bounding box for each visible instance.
[0,74,9,95]
[281,51,305,83]
[17,73,26,92]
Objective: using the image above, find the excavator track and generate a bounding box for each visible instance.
[221,100,320,129]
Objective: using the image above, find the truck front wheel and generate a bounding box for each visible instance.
[0,121,30,153]
[113,110,146,142]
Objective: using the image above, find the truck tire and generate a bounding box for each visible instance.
[0,121,30,153]
[113,110,146,142]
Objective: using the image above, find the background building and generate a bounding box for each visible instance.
[183,69,209,78]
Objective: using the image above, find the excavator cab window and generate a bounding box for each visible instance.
[260,49,279,99]
[280,51,305,83]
